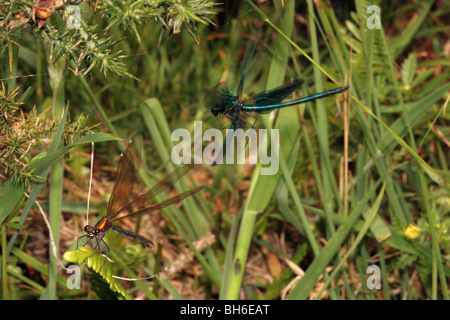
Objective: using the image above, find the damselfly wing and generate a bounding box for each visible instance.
[77,135,202,263]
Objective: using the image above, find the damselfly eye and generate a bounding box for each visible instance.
[84,225,92,233]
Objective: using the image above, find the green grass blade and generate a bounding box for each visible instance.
[140,98,221,289]
[247,0,450,193]
[45,49,66,300]
[224,1,297,299]
[314,183,387,299]
[287,177,384,299]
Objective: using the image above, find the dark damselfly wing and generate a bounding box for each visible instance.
[105,135,143,219]
[207,33,259,115]
[110,163,201,221]
[105,135,200,221]
[111,186,202,222]
[237,36,257,98]
[243,79,305,108]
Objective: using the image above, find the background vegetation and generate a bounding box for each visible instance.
[0,0,449,300]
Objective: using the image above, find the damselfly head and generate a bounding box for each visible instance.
[211,108,220,116]
[84,225,94,236]
[205,84,235,116]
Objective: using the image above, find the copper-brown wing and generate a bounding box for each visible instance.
[111,163,197,220]
[105,135,142,218]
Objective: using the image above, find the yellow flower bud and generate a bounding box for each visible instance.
[405,223,422,239]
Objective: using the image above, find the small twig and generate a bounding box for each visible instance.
[112,273,159,281]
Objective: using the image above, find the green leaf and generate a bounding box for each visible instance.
[400,52,417,86]
[362,207,391,243]
[4,222,25,230]
[63,247,131,300]
[29,133,120,178]
[378,82,450,152]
